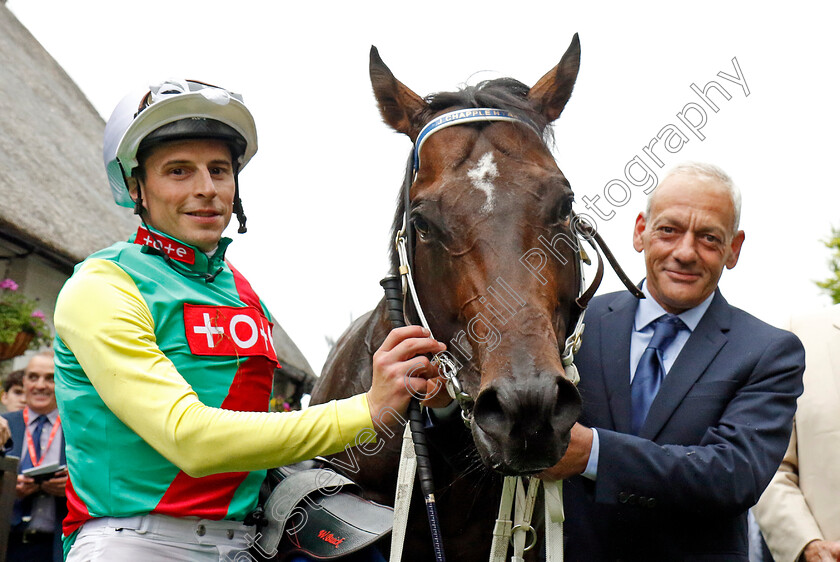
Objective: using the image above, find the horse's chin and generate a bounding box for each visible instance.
[472,423,572,476]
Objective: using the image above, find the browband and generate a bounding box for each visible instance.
[413,108,541,174]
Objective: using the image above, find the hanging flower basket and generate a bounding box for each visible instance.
[0,331,34,361]
[1,278,51,360]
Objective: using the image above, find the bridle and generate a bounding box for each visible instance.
[387,106,644,562]
[392,107,643,426]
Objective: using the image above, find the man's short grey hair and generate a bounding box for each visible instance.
[27,349,54,365]
[645,162,742,234]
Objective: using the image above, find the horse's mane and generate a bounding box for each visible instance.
[388,78,552,271]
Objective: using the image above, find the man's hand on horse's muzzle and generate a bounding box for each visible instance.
[538,423,593,481]
[367,325,447,425]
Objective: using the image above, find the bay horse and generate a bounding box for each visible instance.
[311,36,586,561]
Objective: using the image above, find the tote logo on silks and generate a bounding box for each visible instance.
[135,226,196,264]
[184,304,278,362]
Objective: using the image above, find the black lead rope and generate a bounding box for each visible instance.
[380,275,447,562]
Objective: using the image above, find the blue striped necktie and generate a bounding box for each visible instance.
[31,415,48,461]
[631,314,686,434]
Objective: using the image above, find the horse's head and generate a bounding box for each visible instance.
[371,36,584,475]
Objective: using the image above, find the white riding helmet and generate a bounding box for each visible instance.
[103,78,258,208]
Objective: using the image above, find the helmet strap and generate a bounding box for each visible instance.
[232,164,247,234]
[133,184,144,216]
[119,160,145,216]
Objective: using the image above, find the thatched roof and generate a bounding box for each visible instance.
[0,5,317,379]
[0,5,136,268]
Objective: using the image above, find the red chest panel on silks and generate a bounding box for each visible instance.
[184,303,278,362]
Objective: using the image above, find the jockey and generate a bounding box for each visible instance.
[53,78,444,561]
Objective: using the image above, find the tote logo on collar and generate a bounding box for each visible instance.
[135,226,196,264]
[184,304,278,362]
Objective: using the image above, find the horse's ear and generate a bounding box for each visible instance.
[370,46,428,141]
[528,33,581,124]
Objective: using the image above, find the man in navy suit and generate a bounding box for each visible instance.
[541,162,805,561]
[3,351,67,562]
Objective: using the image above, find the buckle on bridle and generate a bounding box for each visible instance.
[432,353,474,427]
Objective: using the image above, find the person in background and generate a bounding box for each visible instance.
[754,304,840,562]
[2,351,66,562]
[540,162,804,561]
[1,369,26,413]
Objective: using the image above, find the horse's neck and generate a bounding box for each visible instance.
[363,297,392,357]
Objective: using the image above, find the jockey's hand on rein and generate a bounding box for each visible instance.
[367,326,446,424]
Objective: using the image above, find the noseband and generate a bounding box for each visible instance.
[393,108,643,426]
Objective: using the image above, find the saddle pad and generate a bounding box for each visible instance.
[257,468,393,560]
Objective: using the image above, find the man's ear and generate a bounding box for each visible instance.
[127,177,145,216]
[632,212,647,253]
[725,230,745,269]
[127,177,139,202]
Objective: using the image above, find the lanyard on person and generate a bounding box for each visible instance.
[23,408,61,467]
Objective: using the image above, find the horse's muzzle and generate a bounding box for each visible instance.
[471,371,581,475]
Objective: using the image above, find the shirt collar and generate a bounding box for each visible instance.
[634,279,715,333]
[25,406,59,425]
[129,225,231,273]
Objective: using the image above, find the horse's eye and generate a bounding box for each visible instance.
[556,199,573,225]
[413,216,431,240]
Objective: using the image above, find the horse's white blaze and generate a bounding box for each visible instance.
[468,152,498,213]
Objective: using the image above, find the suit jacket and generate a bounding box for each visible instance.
[2,409,67,561]
[563,289,804,562]
[753,304,840,562]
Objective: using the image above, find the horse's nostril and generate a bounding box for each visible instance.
[473,374,581,441]
[472,387,509,434]
[471,373,581,474]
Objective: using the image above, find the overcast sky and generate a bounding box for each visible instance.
[8,1,840,370]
